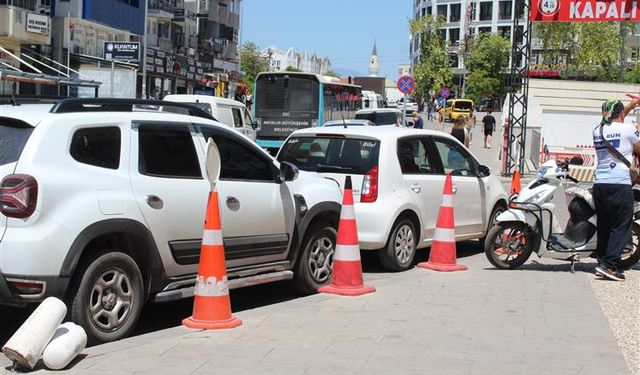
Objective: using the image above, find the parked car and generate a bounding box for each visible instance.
[277,126,508,272]
[323,119,374,127]
[163,94,257,141]
[443,99,474,122]
[396,97,419,113]
[355,108,403,127]
[0,99,342,344]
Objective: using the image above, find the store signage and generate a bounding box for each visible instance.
[532,0,640,22]
[103,41,140,62]
[26,13,50,35]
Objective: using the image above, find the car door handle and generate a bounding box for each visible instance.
[452,185,458,194]
[146,195,164,210]
[411,184,421,193]
[226,196,240,211]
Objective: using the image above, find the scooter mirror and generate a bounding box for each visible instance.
[569,156,584,166]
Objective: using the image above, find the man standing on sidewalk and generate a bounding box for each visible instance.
[592,98,640,281]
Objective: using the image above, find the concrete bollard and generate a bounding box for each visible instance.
[2,297,67,369]
[42,322,87,370]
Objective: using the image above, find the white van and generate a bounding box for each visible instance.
[163,94,257,141]
[361,90,385,110]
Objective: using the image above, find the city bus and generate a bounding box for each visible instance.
[253,72,362,151]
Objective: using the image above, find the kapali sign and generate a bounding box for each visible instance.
[532,0,640,22]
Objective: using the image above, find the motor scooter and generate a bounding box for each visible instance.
[484,157,640,272]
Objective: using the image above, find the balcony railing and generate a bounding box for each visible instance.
[148,0,174,14]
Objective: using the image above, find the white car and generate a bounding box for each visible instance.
[323,119,374,127]
[355,108,404,127]
[0,98,342,344]
[396,97,419,113]
[277,126,508,271]
[163,94,257,141]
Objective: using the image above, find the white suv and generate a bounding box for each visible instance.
[277,126,508,271]
[0,99,342,344]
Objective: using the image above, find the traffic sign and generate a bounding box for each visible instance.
[439,87,450,98]
[397,75,416,94]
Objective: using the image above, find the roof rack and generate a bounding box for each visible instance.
[49,98,217,121]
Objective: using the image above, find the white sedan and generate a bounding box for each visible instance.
[277,126,508,271]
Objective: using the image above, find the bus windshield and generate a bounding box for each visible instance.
[255,75,319,114]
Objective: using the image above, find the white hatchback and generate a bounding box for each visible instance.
[277,127,508,271]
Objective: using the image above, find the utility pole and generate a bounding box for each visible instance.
[142,0,149,98]
[620,22,626,83]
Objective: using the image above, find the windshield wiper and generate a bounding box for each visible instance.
[315,164,355,172]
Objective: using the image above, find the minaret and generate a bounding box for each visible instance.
[369,40,379,77]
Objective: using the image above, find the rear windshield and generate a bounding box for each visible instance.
[0,119,34,165]
[453,101,473,110]
[355,112,397,126]
[278,136,380,174]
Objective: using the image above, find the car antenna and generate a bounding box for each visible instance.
[341,111,347,129]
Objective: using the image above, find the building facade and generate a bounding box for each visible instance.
[264,45,332,75]
[411,0,527,95]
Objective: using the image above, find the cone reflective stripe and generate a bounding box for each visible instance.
[182,191,242,330]
[318,176,375,296]
[417,173,467,272]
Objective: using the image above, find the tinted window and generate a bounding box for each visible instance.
[70,127,121,169]
[279,136,380,174]
[138,125,202,179]
[231,107,243,127]
[0,120,34,165]
[433,138,476,177]
[355,112,398,126]
[201,128,273,181]
[397,138,436,174]
[453,101,473,110]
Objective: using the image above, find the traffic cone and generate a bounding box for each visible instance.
[417,173,467,272]
[510,168,521,195]
[318,176,375,296]
[182,190,242,330]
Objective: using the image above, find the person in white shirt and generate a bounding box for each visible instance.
[591,98,640,281]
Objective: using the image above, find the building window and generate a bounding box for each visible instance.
[498,26,511,39]
[427,6,431,15]
[471,3,477,20]
[449,54,459,68]
[437,4,448,20]
[422,7,426,17]
[439,28,447,42]
[499,1,512,20]
[479,2,493,21]
[450,4,461,22]
[449,28,460,45]
[478,26,492,34]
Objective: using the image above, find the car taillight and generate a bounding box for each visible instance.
[361,166,378,203]
[0,174,38,219]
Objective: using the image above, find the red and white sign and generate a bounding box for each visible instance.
[397,75,416,94]
[532,0,640,22]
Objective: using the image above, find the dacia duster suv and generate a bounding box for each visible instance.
[0,99,341,344]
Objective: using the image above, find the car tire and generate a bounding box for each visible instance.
[293,223,337,295]
[69,251,144,345]
[378,218,417,272]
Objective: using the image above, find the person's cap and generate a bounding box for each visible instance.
[601,99,624,124]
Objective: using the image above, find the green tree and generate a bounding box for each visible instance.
[574,22,620,68]
[324,69,339,78]
[534,23,578,66]
[285,65,302,72]
[464,33,511,101]
[240,41,269,94]
[409,16,452,101]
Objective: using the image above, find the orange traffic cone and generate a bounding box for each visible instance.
[510,168,521,195]
[182,190,242,330]
[417,173,467,272]
[318,176,375,296]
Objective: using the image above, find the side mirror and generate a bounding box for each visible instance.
[251,121,258,130]
[278,162,299,183]
[478,165,491,177]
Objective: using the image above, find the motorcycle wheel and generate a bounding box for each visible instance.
[484,222,534,269]
[620,223,640,269]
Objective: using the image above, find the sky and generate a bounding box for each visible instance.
[241,0,413,81]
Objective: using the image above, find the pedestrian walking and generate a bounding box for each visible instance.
[451,116,469,147]
[466,109,477,145]
[592,98,640,281]
[482,110,497,148]
[412,111,424,129]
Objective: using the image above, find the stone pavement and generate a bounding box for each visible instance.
[6,250,629,375]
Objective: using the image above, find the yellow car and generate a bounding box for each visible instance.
[444,99,474,122]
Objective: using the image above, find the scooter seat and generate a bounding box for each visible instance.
[549,220,595,251]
